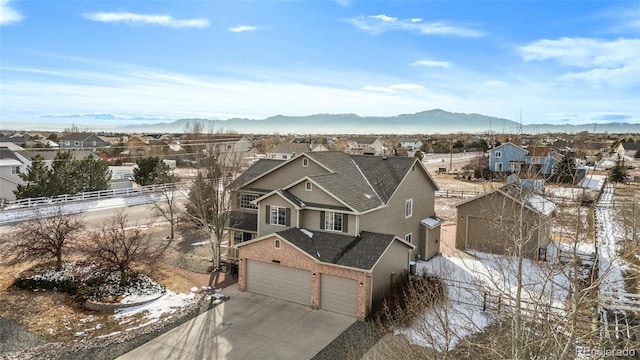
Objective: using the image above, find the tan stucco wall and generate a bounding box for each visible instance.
[238,236,372,319]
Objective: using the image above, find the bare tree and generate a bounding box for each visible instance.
[82,209,159,286]
[148,180,183,242]
[0,207,85,271]
[184,149,244,282]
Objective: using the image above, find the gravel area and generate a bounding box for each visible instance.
[0,295,225,360]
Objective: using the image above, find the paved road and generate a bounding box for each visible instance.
[117,284,355,360]
[422,152,482,172]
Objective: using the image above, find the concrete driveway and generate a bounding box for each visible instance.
[117,284,356,360]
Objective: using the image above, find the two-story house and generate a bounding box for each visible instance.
[0,144,30,202]
[489,142,528,173]
[59,133,110,151]
[346,137,385,156]
[227,151,441,318]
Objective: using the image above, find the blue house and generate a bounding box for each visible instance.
[489,142,528,173]
[490,142,563,177]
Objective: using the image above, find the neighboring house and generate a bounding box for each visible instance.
[228,151,441,318]
[266,142,312,160]
[400,139,423,152]
[59,133,110,151]
[0,145,30,201]
[346,137,385,156]
[524,146,562,176]
[615,142,640,159]
[455,182,556,260]
[489,142,528,173]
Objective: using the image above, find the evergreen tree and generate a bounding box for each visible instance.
[14,155,51,199]
[75,155,111,192]
[608,156,629,183]
[552,156,577,183]
[133,157,172,186]
[49,150,78,195]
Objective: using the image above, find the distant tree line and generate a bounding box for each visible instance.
[14,150,112,199]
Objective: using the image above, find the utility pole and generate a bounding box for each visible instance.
[449,134,453,172]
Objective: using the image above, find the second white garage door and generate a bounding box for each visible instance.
[320,274,358,317]
[246,260,311,306]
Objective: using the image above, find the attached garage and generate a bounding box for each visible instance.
[246,260,311,306]
[238,228,414,319]
[320,274,358,316]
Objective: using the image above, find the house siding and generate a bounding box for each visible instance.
[371,240,410,308]
[299,209,356,236]
[258,195,298,237]
[358,166,436,259]
[288,181,345,208]
[238,236,372,319]
[249,156,329,191]
[456,193,545,259]
[489,143,528,172]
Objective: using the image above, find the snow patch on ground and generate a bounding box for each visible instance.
[578,174,606,191]
[115,290,196,324]
[596,185,628,297]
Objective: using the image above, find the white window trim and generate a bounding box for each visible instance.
[270,206,287,226]
[302,158,309,167]
[405,198,413,218]
[405,232,413,243]
[239,193,259,210]
[324,211,344,232]
[305,181,312,191]
[495,151,502,158]
[274,239,281,249]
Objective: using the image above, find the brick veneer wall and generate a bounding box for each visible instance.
[238,235,372,319]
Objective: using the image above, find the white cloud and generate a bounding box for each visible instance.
[371,14,397,23]
[389,83,425,90]
[334,0,351,6]
[362,85,395,92]
[350,14,483,37]
[484,80,509,86]
[519,37,639,68]
[518,37,640,87]
[411,60,451,68]
[0,0,23,25]
[229,25,259,33]
[83,12,209,28]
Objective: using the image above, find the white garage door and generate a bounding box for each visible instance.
[320,274,358,317]
[246,260,311,306]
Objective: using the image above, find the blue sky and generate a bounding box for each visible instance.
[1,0,639,129]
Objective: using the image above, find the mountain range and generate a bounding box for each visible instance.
[3,109,640,134]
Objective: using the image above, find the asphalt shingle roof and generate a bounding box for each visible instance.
[498,182,556,217]
[351,155,416,203]
[229,159,284,189]
[228,211,257,232]
[276,228,398,270]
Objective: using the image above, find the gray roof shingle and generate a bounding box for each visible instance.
[276,228,399,270]
[228,211,258,232]
[229,159,284,189]
[351,155,416,203]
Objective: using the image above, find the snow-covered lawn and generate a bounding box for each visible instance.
[399,250,574,351]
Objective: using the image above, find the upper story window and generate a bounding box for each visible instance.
[405,233,412,243]
[65,141,70,146]
[305,181,312,191]
[74,141,80,146]
[240,193,259,210]
[495,151,502,158]
[282,155,288,159]
[323,211,344,232]
[11,166,20,175]
[92,141,97,146]
[405,199,413,218]
[274,239,281,249]
[302,158,309,167]
[269,206,287,226]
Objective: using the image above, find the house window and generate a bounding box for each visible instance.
[270,206,287,226]
[511,163,521,172]
[324,211,343,231]
[11,166,20,175]
[405,199,413,218]
[496,162,504,172]
[305,181,312,191]
[233,231,254,244]
[405,233,413,243]
[282,155,288,159]
[239,193,259,210]
[495,151,502,158]
[303,158,309,167]
[92,141,97,146]
[65,141,70,146]
[274,239,281,249]
[74,141,80,146]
